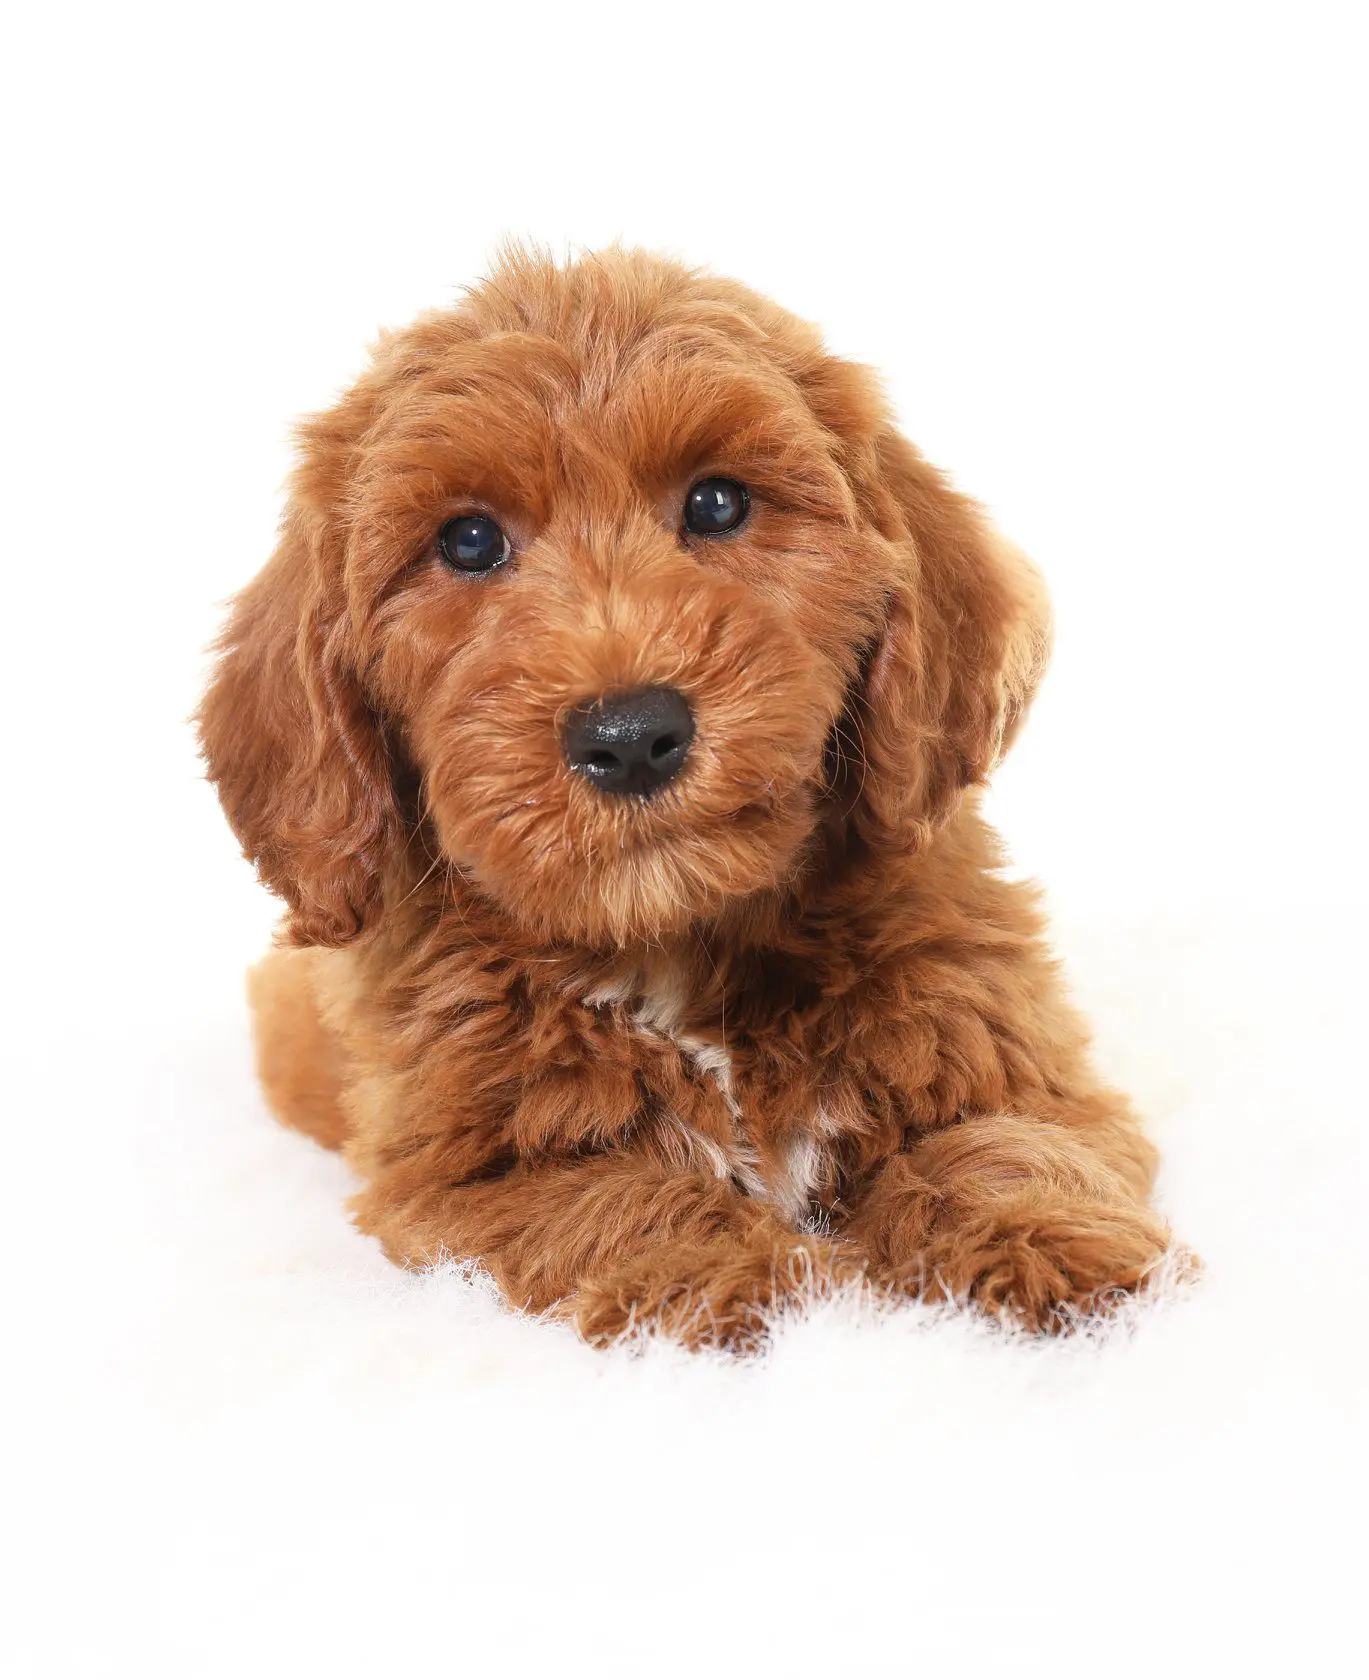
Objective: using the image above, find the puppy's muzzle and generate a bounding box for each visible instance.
[563,687,695,798]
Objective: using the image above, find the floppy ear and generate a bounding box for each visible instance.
[197,501,404,947]
[852,427,1053,848]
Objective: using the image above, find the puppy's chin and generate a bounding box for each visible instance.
[429,787,821,948]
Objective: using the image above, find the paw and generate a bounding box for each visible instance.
[574,1237,863,1353]
[901,1196,1183,1331]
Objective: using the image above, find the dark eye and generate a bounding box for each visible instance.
[683,477,749,536]
[437,514,511,574]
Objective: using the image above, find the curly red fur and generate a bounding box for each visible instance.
[199,247,1180,1348]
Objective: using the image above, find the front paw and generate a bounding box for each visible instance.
[898,1196,1184,1331]
[574,1236,863,1353]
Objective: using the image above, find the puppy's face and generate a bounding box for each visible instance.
[201,252,1050,949]
[353,301,896,944]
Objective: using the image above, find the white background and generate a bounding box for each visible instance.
[4,3,1365,1676]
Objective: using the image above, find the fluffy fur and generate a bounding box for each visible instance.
[199,247,1180,1349]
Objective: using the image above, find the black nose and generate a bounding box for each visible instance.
[563,687,695,797]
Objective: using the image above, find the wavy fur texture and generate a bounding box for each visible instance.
[199,248,1184,1347]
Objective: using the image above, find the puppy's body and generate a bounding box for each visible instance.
[204,249,1174,1346]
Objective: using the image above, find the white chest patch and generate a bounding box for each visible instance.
[583,970,833,1227]
[769,1122,833,1225]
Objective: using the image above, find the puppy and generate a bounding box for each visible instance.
[200,247,1177,1348]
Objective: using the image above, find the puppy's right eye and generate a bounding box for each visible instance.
[684,477,749,537]
[437,515,511,574]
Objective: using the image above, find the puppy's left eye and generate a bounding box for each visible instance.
[684,478,749,536]
[437,515,511,574]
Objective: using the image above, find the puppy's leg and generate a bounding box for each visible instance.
[844,1104,1179,1330]
[247,947,353,1150]
[352,1155,862,1352]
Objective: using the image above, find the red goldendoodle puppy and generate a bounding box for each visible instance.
[199,247,1177,1348]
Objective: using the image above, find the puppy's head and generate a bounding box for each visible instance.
[199,249,1050,948]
